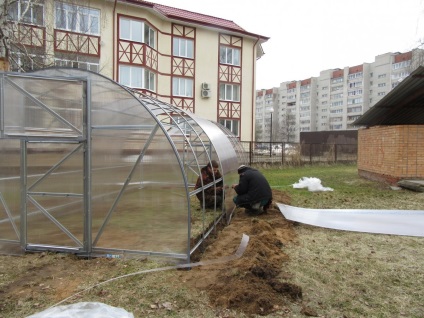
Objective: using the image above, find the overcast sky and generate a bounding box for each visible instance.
[152,0,424,89]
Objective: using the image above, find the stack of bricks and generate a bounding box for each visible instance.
[357,125,424,184]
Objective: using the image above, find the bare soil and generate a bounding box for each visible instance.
[0,189,301,317]
[176,190,302,316]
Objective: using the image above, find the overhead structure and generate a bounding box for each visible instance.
[0,68,247,261]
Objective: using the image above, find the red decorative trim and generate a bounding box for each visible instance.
[218,101,240,119]
[171,97,194,112]
[172,58,195,76]
[54,30,100,57]
[10,23,46,49]
[218,65,241,83]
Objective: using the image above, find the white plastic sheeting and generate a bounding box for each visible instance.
[292,177,333,192]
[27,302,134,318]
[277,203,424,237]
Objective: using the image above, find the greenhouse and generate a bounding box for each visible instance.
[0,68,247,262]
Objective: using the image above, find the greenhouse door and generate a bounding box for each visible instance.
[22,140,88,254]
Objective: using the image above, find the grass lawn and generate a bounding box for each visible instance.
[262,164,424,317]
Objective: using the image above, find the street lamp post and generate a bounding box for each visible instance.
[269,107,274,157]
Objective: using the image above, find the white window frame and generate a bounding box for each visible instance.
[119,17,155,48]
[172,77,193,97]
[55,2,100,35]
[119,65,155,91]
[173,38,194,58]
[219,83,240,101]
[219,46,240,66]
[219,119,239,137]
[9,0,44,26]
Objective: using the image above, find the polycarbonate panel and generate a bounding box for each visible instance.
[26,143,84,247]
[90,128,188,254]
[189,115,239,174]
[0,139,21,244]
[3,75,84,138]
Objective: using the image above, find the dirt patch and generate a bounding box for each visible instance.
[176,190,301,316]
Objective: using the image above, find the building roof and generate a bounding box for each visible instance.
[121,0,269,41]
[353,66,424,126]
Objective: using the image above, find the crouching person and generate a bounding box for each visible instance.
[232,165,272,215]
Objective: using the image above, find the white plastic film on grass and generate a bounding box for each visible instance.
[293,177,333,192]
[277,203,424,237]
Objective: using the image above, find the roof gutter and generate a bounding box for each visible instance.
[113,0,118,80]
[251,36,260,142]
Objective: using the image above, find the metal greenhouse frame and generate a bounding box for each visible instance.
[0,68,247,262]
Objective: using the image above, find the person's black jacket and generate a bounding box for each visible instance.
[234,167,272,205]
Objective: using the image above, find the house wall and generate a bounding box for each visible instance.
[358,125,424,184]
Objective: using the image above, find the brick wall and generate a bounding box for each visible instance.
[358,125,424,184]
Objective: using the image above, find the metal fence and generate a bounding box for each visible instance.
[240,141,358,166]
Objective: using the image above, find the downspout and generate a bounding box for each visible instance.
[251,36,260,142]
[113,0,118,80]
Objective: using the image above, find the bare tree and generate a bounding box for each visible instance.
[1,0,101,72]
[409,47,424,72]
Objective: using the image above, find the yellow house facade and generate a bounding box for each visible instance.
[4,0,268,141]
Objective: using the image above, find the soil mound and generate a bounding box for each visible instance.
[178,190,301,316]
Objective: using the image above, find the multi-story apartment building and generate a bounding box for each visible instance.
[256,49,422,142]
[1,0,268,141]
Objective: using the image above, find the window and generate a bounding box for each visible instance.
[330,93,343,100]
[331,85,343,92]
[172,77,193,97]
[219,83,240,101]
[173,38,194,58]
[55,2,100,35]
[119,18,155,48]
[348,72,363,80]
[330,101,343,107]
[349,81,362,88]
[219,46,240,66]
[331,77,343,84]
[219,119,239,136]
[119,65,155,91]
[348,98,363,105]
[348,89,362,96]
[378,83,386,87]
[392,60,411,70]
[9,0,44,26]
[348,106,362,113]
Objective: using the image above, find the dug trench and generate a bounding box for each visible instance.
[177,189,303,316]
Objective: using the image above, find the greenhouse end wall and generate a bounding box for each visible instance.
[0,68,247,261]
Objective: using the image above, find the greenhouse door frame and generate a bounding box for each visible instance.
[0,74,92,256]
[21,137,90,255]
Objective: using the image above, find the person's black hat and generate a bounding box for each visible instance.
[237,165,248,174]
